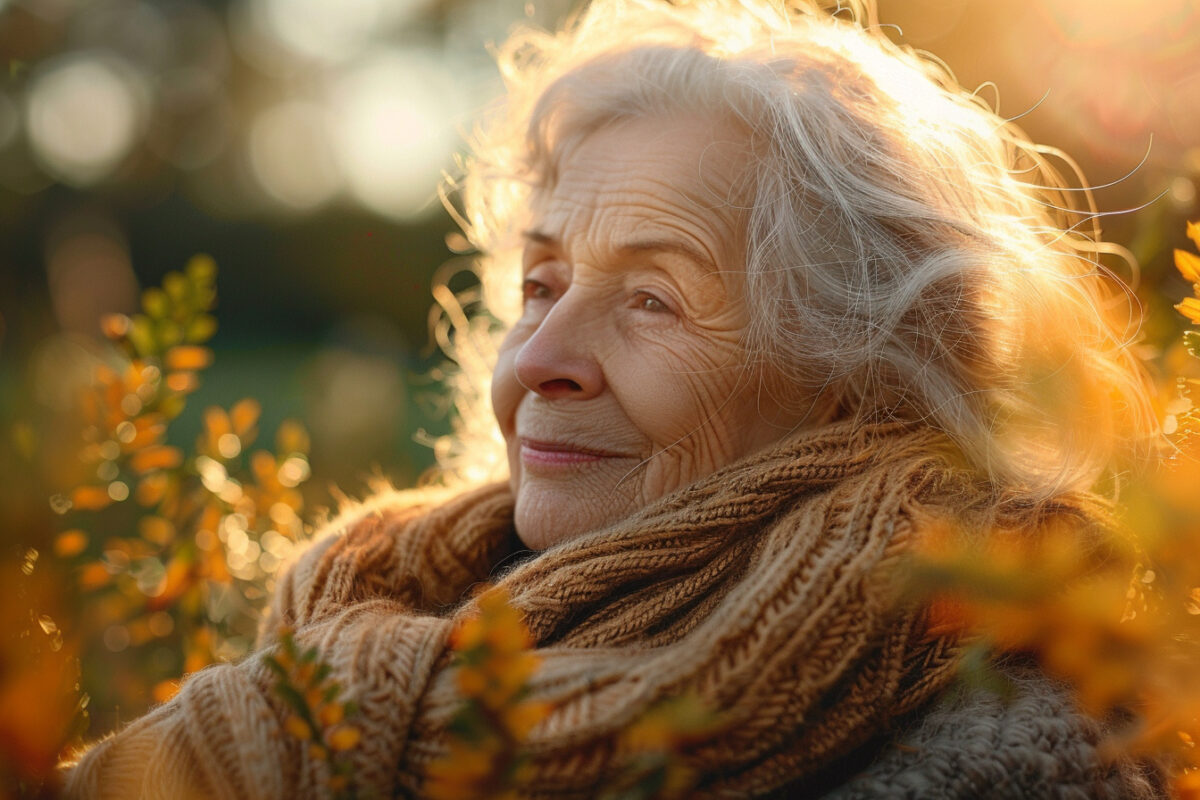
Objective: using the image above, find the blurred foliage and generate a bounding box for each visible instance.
[0,559,88,799]
[425,588,722,800]
[425,587,552,800]
[0,257,314,796]
[910,219,1200,798]
[597,694,724,800]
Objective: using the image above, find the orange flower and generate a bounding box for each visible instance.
[318,704,344,727]
[71,485,112,511]
[165,371,199,394]
[53,530,89,558]
[137,516,175,546]
[129,445,183,474]
[1177,249,1200,285]
[285,715,313,741]
[1178,297,1200,325]
[327,725,361,751]
[135,472,170,506]
[78,562,111,590]
[164,345,213,372]
[152,679,180,704]
[230,398,261,438]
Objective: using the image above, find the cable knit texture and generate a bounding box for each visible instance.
[61,421,1157,798]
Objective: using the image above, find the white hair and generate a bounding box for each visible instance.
[436,0,1160,501]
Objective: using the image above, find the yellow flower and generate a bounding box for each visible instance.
[318,703,344,727]
[53,530,88,558]
[327,725,361,751]
[70,485,112,511]
[1177,297,1200,325]
[164,345,213,372]
[502,700,551,739]
[285,715,313,741]
[129,445,183,474]
[1177,248,1200,285]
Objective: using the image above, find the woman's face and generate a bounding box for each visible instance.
[491,115,816,549]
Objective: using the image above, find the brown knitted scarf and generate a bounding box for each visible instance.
[66,421,1023,799]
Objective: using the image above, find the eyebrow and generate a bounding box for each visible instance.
[521,229,717,273]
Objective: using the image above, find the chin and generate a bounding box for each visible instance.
[512,482,626,550]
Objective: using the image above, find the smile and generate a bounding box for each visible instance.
[519,438,635,466]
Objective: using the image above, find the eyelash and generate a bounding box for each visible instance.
[522,279,552,302]
[521,279,673,316]
[632,290,670,313]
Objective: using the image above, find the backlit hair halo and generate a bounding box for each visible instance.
[431,0,1160,503]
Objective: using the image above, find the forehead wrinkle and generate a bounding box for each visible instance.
[535,183,738,271]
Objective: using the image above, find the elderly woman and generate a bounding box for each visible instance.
[66,0,1163,797]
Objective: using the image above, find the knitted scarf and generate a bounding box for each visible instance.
[63,421,1106,798]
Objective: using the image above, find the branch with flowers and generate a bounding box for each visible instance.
[423,587,722,800]
[264,627,362,799]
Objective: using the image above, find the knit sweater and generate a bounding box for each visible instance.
[62,421,1162,798]
[816,665,1162,799]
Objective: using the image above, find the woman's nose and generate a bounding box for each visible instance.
[513,304,604,400]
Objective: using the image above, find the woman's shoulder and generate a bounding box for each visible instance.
[815,660,1165,800]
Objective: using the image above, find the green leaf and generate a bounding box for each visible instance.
[194,286,217,311]
[163,271,189,303]
[1185,330,1200,359]
[159,393,186,420]
[263,655,288,679]
[128,317,157,358]
[186,254,217,284]
[301,646,318,664]
[142,288,169,320]
[187,314,217,343]
[273,682,309,714]
[314,663,332,683]
[157,320,183,348]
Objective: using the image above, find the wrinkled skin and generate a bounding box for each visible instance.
[491,115,826,549]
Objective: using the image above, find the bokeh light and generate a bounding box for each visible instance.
[25,53,147,186]
[254,0,424,64]
[248,101,341,210]
[328,50,462,219]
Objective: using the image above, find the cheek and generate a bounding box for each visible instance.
[610,336,746,447]
[490,332,525,439]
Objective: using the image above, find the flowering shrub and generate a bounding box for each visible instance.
[0,257,314,796]
[51,257,313,708]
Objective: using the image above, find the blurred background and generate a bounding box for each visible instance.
[0,0,1198,789]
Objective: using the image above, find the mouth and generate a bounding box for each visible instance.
[518,438,635,466]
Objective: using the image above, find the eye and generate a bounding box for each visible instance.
[633,290,670,313]
[522,278,553,303]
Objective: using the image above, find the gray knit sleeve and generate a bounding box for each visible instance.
[820,667,1165,800]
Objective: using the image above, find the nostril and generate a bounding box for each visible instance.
[539,378,582,395]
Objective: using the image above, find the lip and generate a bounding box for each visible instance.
[519,438,634,466]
